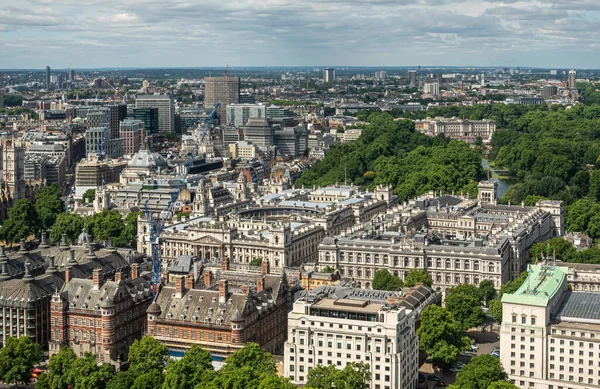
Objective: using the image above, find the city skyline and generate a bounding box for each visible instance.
[2,0,600,69]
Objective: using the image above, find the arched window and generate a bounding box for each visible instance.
[488,262,495,273]
[436,259,442,268]
[446,259,451,269]
[455,260,461,269]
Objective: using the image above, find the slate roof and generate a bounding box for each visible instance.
[556,291,600,322]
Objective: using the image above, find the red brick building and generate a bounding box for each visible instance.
[49,264,152,369]
[147,259,291,359]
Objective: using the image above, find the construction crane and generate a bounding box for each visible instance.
[223,65,229,77]
[143,102,220,295]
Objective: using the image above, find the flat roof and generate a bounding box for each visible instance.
[556,292,600,323]
[312,298,382,314]
[502,264,568,307]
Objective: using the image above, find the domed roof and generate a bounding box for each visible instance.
[147,302,162,315]
[128,149,167,169]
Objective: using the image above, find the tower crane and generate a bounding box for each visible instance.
[224,65,229,77]
[143,102,220,295]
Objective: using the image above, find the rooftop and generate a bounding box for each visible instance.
[502,264,568,307]
[555,291,600,323]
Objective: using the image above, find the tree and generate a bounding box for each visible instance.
[417,305,470,366]
[0,336,42,385]
[131,370,164,389]
[489,299,503,323]
[162,345,213,389]
[258,375,296,389]
[478,280,497,305]
[50,212,85,244]
[306,363,370,389]
[35,184,65,230]
[372,269,403,291]
[117,211,140,247]
[83,189,96,204]
[249,257,263,266]
[529,238,576,263]
[404,269,433,287]
[0,199,40,244]
[36,347,77,389]
[221,342,276,376]
[487,380,520,389]
[66,353,114,389]
[128,336,169,377]
[445,290,487,332]
[84,210,126,243]
[453,355,507,389]
[499,272,528,299]
[106,371,136,389]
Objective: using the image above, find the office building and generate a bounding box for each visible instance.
[119,119,145,155]
[266,106,296,119]
[45,66,51,89]
[135,95,175,134]
[407,70,417,86]
[285,283,427,389]
[204,76,240,125]
[500,263,600,389]
[132,108,159,135]
[323,68,335,83]
[109,104,128,139]
[568,70,577,89]
[85,127,123,159]
[423,82,440,96]
[543,85,559,100]
[24,155,48,182]
[226,104,266,128]
[242,118,275,147]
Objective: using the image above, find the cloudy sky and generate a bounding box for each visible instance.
[1,0,599,69]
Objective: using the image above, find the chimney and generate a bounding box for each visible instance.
[40,231,50,248]
[19,239,26,252]
[88,245,96,258]
[61,234,68,247]
[93,268,101,290]
[241,285,248,295]
[175,276,185,298]
[67,249,77,266]
[204,271,212,288]
[185,274,194,290]
[256,276,264,292]
[261,259,270,276]
[131,263,139,280]
[219,279,228,303]
[221,257,230,271]
[115,271,122,284]
[65,266,71,284]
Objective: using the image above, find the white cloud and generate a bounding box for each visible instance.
[0,0,598,68]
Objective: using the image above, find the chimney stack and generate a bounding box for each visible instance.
[92,268,101,290]
[40,231,50,248]
[175,276,185,298]
[256,276,264,292]
[65,266,71,284]
[204,271,212,288]
[221,257,230,271]
[185,274,194,290]
[19,239,26,252]
[115,271,122,284]
[241,285,248,295]
[261,259,269,276]
[131,263,139,280]
[61,234,68,247]
[219,279,228,303]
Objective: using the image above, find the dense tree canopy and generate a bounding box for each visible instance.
[417,305,470,366]
[450,355,507,389]
[0,336,42,385]
[0,198,40,244]
[35,184,65,230]
[404,268,433,287]
[371,269,403,291]
[128,336,169,377]
[445,285,486,332]
[295,112,484,201]
[306,362,371,389]
[50,212,85,244]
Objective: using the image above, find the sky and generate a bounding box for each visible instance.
[1,0,599,69]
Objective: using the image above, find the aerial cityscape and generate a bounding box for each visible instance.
[1,2,600,389]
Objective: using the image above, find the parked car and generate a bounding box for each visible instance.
[491,352,499,358]
[427,375,441,382]
[470,345,479,352]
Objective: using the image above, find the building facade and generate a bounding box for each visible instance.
[285,284,421,389]
[135,95,175,134]
[204,76,240,125]
[132,108,159,135]
[500,263,600,389]
[119,119,145,155]
[226,104,266,128]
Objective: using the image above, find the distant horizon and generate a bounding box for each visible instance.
[1,65,596,72]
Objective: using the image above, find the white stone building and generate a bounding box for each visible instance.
[284,283,436,389]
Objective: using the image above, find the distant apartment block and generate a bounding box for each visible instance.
[226,104,266,128]
[204,76,240,125]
